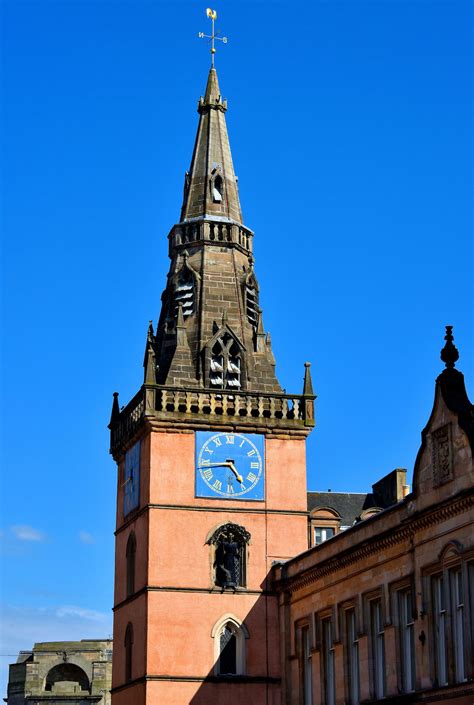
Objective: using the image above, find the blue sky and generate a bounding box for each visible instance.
[1,0,472,694]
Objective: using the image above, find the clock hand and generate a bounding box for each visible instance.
[226,460,243,485]
[198,460,243,485]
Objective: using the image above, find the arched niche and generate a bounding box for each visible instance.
[44,663,90,693]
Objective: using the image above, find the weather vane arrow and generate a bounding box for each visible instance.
[198,8,228,67]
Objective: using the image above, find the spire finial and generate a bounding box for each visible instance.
[440,325,459,369]
[198,8,228,68]
[303,362,314,396]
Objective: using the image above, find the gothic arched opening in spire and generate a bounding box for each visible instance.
[205,327,245,390]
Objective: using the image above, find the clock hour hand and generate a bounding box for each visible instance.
[198,460,243,485]
[225,459,243,485]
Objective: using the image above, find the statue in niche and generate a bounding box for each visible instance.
[215,532,240,588]
[208,523,250,589]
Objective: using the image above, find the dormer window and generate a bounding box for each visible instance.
[174,272,195,318]
[213,174,223,203]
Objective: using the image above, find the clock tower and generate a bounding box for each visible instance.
[109,63,315,705]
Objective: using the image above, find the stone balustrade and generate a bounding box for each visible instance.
[168,220,254,256]
[110,385,315,455]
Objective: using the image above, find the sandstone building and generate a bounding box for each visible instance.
[5,640,112,705]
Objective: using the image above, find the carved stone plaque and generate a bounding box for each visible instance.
[432,424,453,486]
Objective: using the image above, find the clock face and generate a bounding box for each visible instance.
[123,440,140,516]
[195,431,265,500]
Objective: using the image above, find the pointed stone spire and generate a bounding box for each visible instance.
[176,304,187,347]
[202,67,224,106]
[255,310,266,352]
[109,392,120,426]
[303,362,314,396]
[180,67,242,224]
[144,321,157,384]
[440,325,459,369]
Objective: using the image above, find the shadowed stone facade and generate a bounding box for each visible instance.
[274,329,474,705]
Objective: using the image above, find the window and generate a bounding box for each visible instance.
[219,623,237,674]
[344,608,360,705]
[207,523,250,589]
[212,615,248,676]
[209,333,242,390]
[398,588,416,691]
[126,532,136,597]
[432,567,467,685]
[433,574,447,685]
[314,526,335,545]
[212,174,223,202]
[321,616,335,705]
[370,599,385,698]
[174,271,195,318]
[450,569,465,682]
[124,623,134,683]
[301,625,312,705]
[245,280,259,328]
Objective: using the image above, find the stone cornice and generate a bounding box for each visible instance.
[275,490,473,594]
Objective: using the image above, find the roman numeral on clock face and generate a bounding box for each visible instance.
[202,469,213,480]
[246,472,257,483]
[247,449,256,457]
[225,435,234,444]
[213,479,222,491]
[250,462,259,469]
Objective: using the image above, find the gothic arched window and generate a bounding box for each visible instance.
[211,614,249,676]
[219,623,237,674]
[207,523,251,589]
[210,333,242,390]
[124,623,134,683]
[212,174,223,203]
[126,532,136,597]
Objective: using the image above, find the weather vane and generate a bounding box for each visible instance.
[198,8,228,67]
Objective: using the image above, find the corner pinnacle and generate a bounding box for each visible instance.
[440,325,459,369]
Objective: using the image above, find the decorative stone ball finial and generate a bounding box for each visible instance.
[440,325,459,369]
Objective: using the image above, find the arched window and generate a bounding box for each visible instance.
[210,333,242,390]
[124,623,134,683]
[212,615,249,676]
[212,174,223,203]
[219,623,237,674]
[207,523,251,589]
[126,532,136,597]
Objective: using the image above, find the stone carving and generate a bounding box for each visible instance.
[432,424,453,486]
[208,523,251,589]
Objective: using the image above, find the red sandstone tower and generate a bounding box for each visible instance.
[109,63,315,705]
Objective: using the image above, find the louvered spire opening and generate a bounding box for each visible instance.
[210,334,242,389]
[174,271,195,318]
[246,283,258,328]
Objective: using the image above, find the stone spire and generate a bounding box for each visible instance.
[150,68,281,394]
[180,67,243,225]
